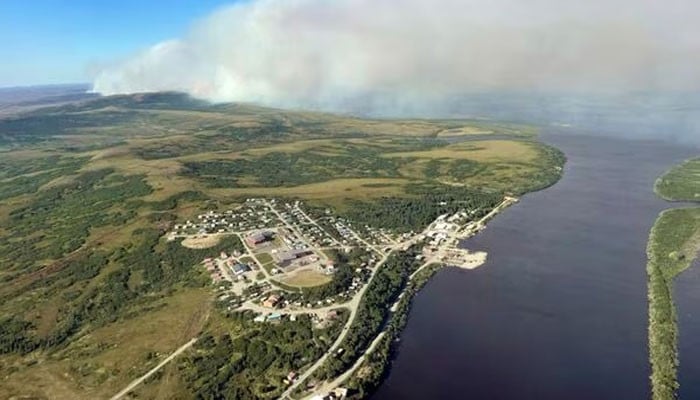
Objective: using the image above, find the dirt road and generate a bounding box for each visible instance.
[110,338,197,400]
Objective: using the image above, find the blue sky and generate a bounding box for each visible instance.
[0,0,236,87]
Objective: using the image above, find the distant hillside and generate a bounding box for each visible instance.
[0,83,97,117]
[0,92,537,150]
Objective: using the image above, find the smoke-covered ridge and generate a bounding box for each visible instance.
[92,0,700,113]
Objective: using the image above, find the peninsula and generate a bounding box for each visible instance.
[647,157,700,400]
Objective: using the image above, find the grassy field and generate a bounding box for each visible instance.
[181,234,223,249]
[280,269,332,288]
[255,253,274,265]
[382,140,537,162]
[0,92,565,399]
[0,287,211,400]
[655,157,700,202]
[212,178,411,210]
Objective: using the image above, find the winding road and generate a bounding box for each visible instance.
[279,250,394,399]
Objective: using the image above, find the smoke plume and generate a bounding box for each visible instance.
[93,0,700,112]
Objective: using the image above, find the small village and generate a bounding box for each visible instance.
[165,196,518,399]
[167,199,396,325]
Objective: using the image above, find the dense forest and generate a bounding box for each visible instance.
[182,150,403,188]
[342,184,503,232]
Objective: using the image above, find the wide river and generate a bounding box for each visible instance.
[372,133,697,399]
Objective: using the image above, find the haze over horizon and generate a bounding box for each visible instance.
[91,0,700,111]
[4,0,700,143]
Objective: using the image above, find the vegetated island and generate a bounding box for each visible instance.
[647,157,700,400]
[0,92,565,400]
[655,158,700,202]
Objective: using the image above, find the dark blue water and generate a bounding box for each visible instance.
[372,133,697,400]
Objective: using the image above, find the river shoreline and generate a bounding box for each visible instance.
[371,133,697,400]
[300,199,515,399]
